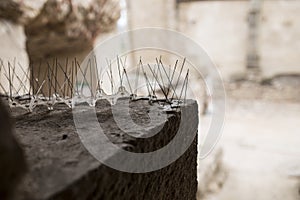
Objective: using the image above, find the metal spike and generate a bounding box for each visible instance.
[105,58,114,94]
[134,57,142,95]
[159,59,179,99]
[54,58,58,98]
[94,55,101,94]
[75,60,91,96]
[58,61,74,96]
[184,70,189,104]
[71,59,74,98]
[119,57,133,95]
[143,72,155,97]
[63,58,68,98]
[179,69,189,101]
[8,62,13,100]
[171,58,185,101]
[47,61,52,101]
[156,58,166,93]
[0,60,8,96]
[117,55,123,87]
[74,58,79,95]
[147,64,168,101]
[151,64,158,97]
[139,59,151,96]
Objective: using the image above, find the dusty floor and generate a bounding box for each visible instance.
[200,79,300,200]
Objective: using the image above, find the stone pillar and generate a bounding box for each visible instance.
[0,0,121,97]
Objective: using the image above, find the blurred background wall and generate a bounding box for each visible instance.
[121,0,300,81]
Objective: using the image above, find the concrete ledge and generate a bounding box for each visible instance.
[13,99,198,200]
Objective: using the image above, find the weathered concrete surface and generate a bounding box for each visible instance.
[13,100,198,200]
[0,99,27,200]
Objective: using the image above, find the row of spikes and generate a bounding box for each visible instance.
[0,56,189,112]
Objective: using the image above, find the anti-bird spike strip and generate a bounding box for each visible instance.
[0,57,190,112]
